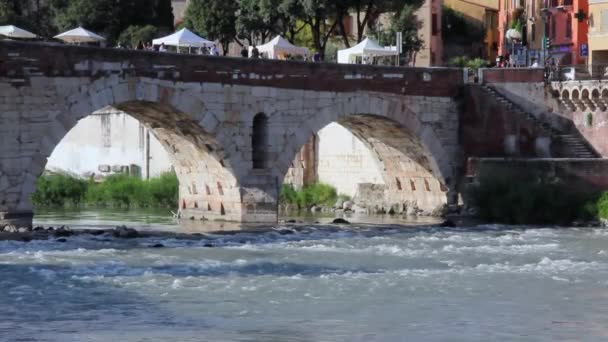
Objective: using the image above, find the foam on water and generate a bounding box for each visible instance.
[3,223,608,341]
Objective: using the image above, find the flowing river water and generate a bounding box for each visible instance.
[2,209,608,341]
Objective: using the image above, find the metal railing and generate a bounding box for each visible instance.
[547,64,608,82]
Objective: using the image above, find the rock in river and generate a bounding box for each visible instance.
[113,225,139,238]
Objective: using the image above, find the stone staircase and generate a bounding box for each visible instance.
[481,84,600,158]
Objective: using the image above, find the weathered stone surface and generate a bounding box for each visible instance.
[0,41,463,226]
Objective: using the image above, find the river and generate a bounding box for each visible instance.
[1,209,608,341]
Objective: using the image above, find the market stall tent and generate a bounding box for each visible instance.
[249,36,309,59]
[337,38,398,64]
[152,28,214,48]
[0,25,37,39]
[54,27,105,43]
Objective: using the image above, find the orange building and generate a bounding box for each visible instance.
[498,0,588,65]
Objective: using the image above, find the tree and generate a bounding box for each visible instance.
[0,0,54,36]
[299,0,339,59]
[153,0,175,32]
[389,4,423,65]
[0,0,19,25]
[118,25,158,48]
[183,0,238,54]
[50,0,174,44]
[235,0,271,45]
[339,0,397,44]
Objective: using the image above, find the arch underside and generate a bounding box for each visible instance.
[114,102,241,221]
[338,116,448,212]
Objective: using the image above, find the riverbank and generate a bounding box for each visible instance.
[33,171,178,208]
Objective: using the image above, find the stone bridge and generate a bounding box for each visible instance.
[0,41,464,226]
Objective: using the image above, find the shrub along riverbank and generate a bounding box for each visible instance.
[32,172,178,208]
[467,166,606,225]
[33,173,345,211]
[280,183,349,210]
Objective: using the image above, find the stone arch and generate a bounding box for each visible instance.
[601,88,608,99]
[275,93,457,212]
[252,113,269,169]
[6,78,242,223]
[561,89,570,100]
[581,88,590,100]
[592,89,600,100]
[571,89,580,101]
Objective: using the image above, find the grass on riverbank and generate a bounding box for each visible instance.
[280,183,348,209]
[467,166,599,225]
[32,171,178,208]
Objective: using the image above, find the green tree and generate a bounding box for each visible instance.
[236,0,271,45]
[389,4,424,65]
[0,0,21,24]
[183,0,238,54]
[50,0,173,44]
[152,0,175,32]
[299,0,339,59]
[0,0,54,36]
[118,25,158,48]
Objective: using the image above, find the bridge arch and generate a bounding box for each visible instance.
[273,92,458,212]
[1,78,243,224]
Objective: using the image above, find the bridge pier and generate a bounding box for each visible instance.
[0,211,34,228]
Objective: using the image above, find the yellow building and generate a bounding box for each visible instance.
[443,0,499,61]
[588,0,608,65]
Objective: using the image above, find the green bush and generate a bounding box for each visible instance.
[32,172,88,207]
[118,25,158,48]
[33,171,178,208]
[280,182,342,209]
[467,166,598,225]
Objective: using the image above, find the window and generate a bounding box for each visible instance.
[566,14,572,38]
[531,23,536,41]
[531,0,536,16]
[602,10,608,32]
[432,13,438,36]
[563,0,572,6]
[100,115,111,147]
[551,15,556,38]
[252,113,268,169]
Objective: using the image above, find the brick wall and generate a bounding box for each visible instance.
[0,41,464,97]
[480,68,545,83]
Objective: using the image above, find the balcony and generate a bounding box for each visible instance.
[542,0,573,10]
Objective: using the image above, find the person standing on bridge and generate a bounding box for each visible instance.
[159,43,167,52]
[210,45,220,56]
[241,46,249,58]
[251,46,260,59]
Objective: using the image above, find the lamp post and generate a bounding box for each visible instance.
[506,29,522,66]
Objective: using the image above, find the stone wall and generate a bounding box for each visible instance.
[467,158,608,191]
[463,85,551,158]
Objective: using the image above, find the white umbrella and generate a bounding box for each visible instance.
[152,28,214,48]
[54,27,105,43]
[0,25,37,39]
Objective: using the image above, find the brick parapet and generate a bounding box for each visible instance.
[0,41,464,97]
[480,68,545,84]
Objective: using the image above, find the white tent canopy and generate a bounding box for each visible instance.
[249,36,308,59]
[0,25,37,39]
[152,28,214,48]
[337,38,398,64]
[54,27,105,43]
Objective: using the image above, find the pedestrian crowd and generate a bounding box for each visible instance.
[119,40,322,62]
